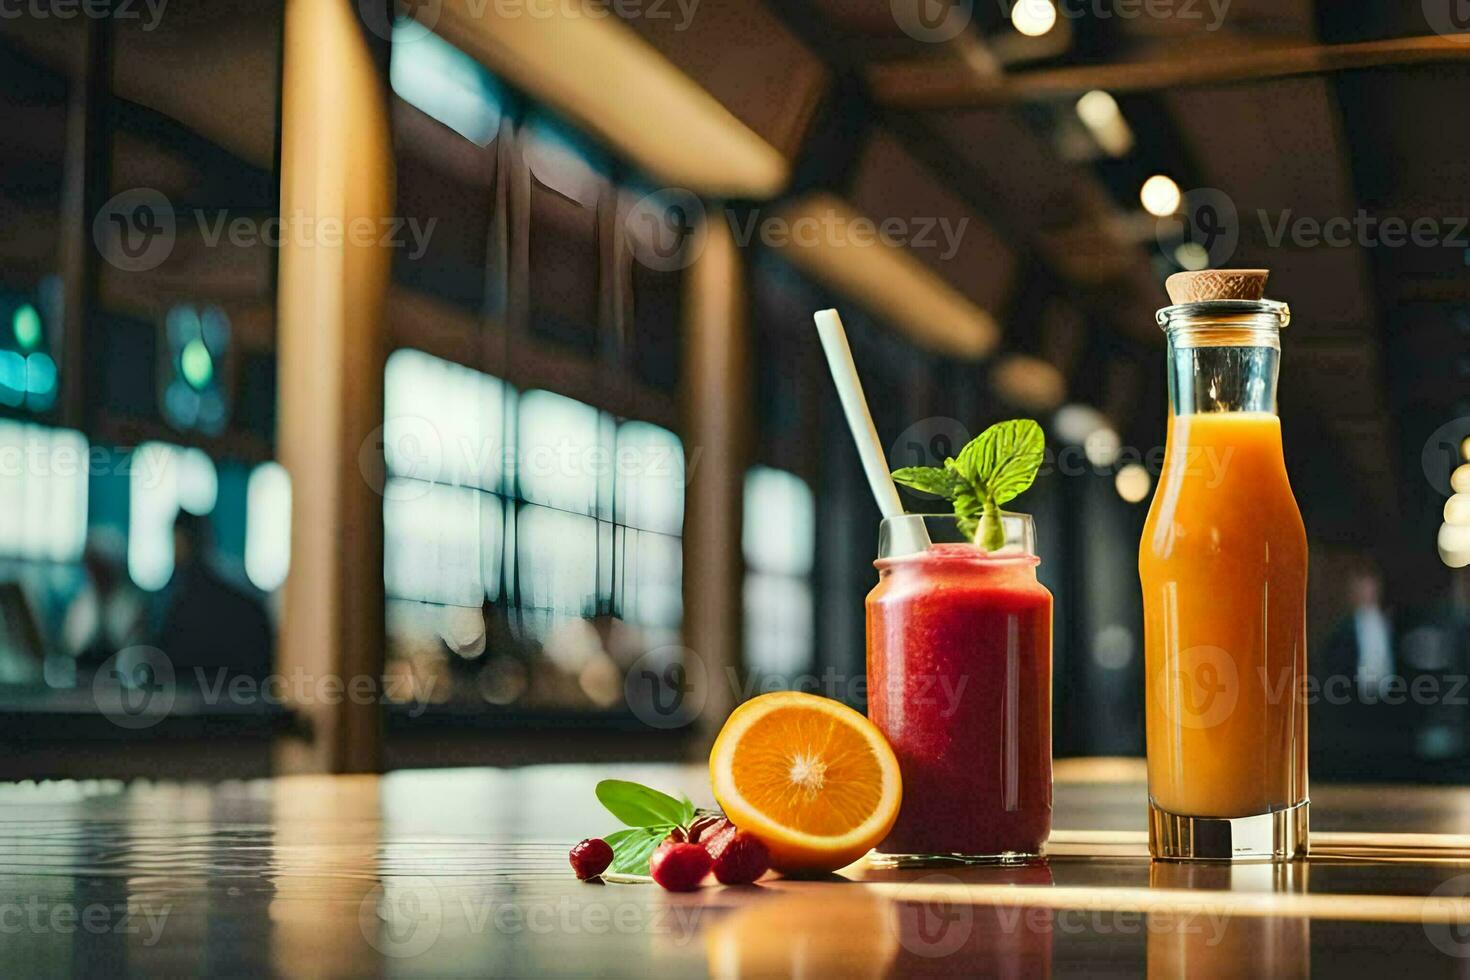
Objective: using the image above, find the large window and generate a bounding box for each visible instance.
[0,423,87,563]
[742,466,816,684]
[383,349,684,711]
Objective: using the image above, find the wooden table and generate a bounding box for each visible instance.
[2,759,1469,977]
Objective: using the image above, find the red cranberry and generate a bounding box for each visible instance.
[687,814,727,843]
[649,841,711,892]
[569,838,614,880]
[707,829,770,885]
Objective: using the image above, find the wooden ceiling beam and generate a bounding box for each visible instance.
[871,34,1470,108]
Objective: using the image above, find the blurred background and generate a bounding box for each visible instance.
[0,0,1467,783]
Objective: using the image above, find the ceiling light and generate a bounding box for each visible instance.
[432,0,788,197]
[772,194,999,359]
[1011,0,1057,37]
[1140,174,1182,217]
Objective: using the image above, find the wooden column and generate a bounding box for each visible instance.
[681,215,751,743]
[57,17,112,430]
[274,0,393,773]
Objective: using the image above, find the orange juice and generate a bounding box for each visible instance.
[1140,411,1307,818]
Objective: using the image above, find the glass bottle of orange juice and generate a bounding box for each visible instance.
[1140,269,1308,861]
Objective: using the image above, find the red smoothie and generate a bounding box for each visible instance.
[866,542,1053,860]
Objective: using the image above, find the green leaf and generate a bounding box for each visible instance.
[979,498,1005,551]
[891,466,962,499]
[604,826,668,876]
[963,419,1044,504]
[595,779,692,828]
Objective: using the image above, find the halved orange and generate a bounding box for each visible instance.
[709,691,902,874]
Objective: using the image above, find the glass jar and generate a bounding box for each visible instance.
[866,513,1052,865]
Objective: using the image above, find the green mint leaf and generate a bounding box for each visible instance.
[604,826,669,876]
[892,466,961,499]
[954,487,982,531]
[595,779,691,828]
[965,419,1045,505]
[980,499,1005,551]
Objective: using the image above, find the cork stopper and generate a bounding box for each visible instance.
[1164,269,1269,305]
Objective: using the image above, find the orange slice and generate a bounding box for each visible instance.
[709,691,902,874]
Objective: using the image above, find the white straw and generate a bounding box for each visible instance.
[813,309,930,555]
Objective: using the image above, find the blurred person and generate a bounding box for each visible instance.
[154,512,273,686]
[62,529,145,671]
[1324,565,1395,700]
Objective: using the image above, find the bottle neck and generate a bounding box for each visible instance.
[1161,308,1283,418]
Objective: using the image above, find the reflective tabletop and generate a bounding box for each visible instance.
[2,760,1469,977]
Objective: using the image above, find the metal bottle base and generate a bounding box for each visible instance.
[1148,799,1309,862]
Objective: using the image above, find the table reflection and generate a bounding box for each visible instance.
[1147,862,1310,980]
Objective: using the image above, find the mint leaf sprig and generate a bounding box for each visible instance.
[594,779,709,876]
[892,419,1045,551]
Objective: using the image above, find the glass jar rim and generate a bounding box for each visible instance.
[876,511,1038,566]
[1155,298,1290,331]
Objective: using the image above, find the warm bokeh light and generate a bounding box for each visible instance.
[1462,435,1470,461]
[1075,90,1133,157]
[1115,462,1151,503]
[1084,427,1121,467]
[1140,174,1182,217]
[1174,242,1209,270]
[992,355,1066,411]
[1453,463,1470,495]
[1011,0,1057,37]
[1447,493,1470,526]
[1440,521,1470,568]
[1054,403,1109,446]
